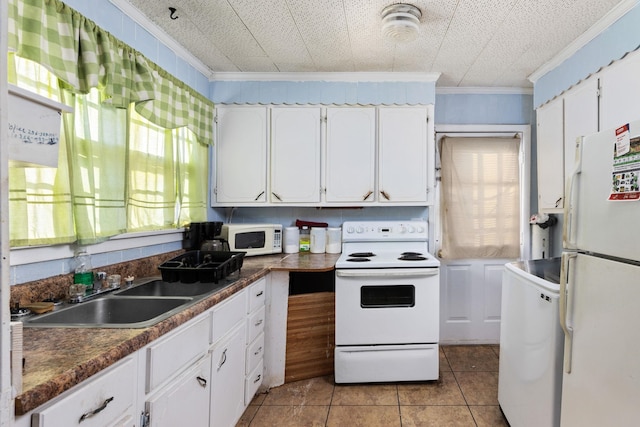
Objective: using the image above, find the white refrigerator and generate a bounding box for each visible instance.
[560,120,640,426]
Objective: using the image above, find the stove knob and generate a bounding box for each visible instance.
[346,226,355,234]
[398,226,406,233]
[416,225,425,233]
[356,226,364,233]
[407,226,415,233]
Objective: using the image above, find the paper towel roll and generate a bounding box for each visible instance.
[310,227,326,253]
[326,227,341,253]
[284,227,299,253]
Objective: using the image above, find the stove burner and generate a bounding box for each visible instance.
[401,252,424,257]
[346,258,371,262]
[349,252,376,258]
[399,254,427,261]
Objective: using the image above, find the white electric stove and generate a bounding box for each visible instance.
[334,220,440,384]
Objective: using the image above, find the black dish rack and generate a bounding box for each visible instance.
[158,250,246,283]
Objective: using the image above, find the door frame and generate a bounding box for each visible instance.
[434,125,531,344]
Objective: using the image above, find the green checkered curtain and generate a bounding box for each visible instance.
[8,0,214,145]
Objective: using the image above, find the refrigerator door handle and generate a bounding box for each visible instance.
[560,252,576,373]
[563,136,583,250]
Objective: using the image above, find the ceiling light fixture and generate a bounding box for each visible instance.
[381,3,422,43]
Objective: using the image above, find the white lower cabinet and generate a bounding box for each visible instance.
[210,324,247,427]
[145,353,212,427]
[30,356,137,427]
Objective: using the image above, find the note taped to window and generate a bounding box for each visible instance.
[7,85,72,168]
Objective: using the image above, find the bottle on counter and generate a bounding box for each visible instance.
[73,250,94,293]
[299,226,310,252]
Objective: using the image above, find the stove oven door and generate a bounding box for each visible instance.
[335,267,439,346]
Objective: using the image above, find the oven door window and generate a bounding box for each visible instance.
[235,231,266,249]
[360,285,415,308]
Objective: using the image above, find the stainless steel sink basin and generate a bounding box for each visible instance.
[24,296,193,328]
[114,279,229,297]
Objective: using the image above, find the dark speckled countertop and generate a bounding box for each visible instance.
[15,253,339,416]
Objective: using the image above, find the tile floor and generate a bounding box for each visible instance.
[237,345,510,427]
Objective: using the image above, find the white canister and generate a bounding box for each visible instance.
[310,227,326,253]
[325,227,342,253]
[284,227,300,253]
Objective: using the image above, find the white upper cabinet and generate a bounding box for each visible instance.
[563,77,598,181]
[536,97,565,212]
[270,107,322,203]
[212,105,434,206]
[378,106,430,203]
[215,106,268,204]
[325,107,376,203]
[600,49,640,131]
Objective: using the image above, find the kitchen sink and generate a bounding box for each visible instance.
[23,296,194,328]
[114,279,231,297]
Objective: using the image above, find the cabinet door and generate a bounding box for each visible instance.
[600,49,640,131]
[378,107,429,203]
[270,107,321,203]
[564,77,598,183]
[210,324,247,427]
[146,353,212,427]
[325,107,376,203]
[215,106,268,204]
[536,98,564,212]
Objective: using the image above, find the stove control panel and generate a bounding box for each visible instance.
[342,221,428,241]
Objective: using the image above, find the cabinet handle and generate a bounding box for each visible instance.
[79,397,114,423]
[271,192,282,201]
[196,376,207,388]
[254,191,265,201]
[254,346,263,356]
[217,348,227,371]
[254,319,263,327]
[256,290,264,297]
[380,190,390,200]
[253,374,261,383]
[362,191,373,201]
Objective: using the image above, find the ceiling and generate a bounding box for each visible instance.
[124,0,625,88]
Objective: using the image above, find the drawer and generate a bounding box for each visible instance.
[246,305,265,344]
[32,356,136,427]
[246,332,265,374]
[247,277,266,314]
[212,290,247,343]
[146,314,210,392]
[244,359,264,405]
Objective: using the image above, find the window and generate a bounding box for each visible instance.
[439,136,521,259]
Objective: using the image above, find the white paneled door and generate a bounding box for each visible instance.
[434,126,530,344]
[439,259,509,344]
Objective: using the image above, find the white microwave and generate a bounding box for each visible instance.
[221,223,282,256]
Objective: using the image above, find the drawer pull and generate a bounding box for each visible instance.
[254,319,263,327]
[254,346,263,356]
[79,396,114,423]
[196,376,207,388]
[217,349,227,371]
[253,374,261,384]
[256,291,264,297]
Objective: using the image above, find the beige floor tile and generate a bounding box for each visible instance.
[440,346,452,372]
[469,405,510,427]
[250,392,267,406]
[248,405,329,427]
[326,405,401,427]
[332,383,398,405]
[400,405,476,427]
[236,404,259,427]
[398,372,466,405]
[262,375,334,406]
[455,371,499,405]
[442,345,499,371]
